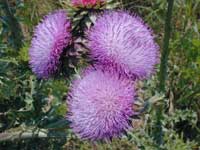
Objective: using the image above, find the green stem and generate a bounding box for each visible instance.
[159,0,174,92]
[0,58,18,64]
[155,0,174,148]
[0,127,48,141]
[0,127,67,142]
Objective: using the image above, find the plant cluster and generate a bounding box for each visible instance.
[0,0,199,149]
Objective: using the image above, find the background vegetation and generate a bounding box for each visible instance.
[0,0,200,149]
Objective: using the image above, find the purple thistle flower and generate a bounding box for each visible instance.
[87,11,159,79]
[29,10,72,78]
[71,0,104,7]
[67,67,135,141]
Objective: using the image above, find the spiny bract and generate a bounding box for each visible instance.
[29,10,71,78]
[67,67,135,141]
[87,11,159,79]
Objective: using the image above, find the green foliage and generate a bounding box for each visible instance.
[0,0,24,50]
[18,44,29,62]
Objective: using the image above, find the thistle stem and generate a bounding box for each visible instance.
[0,128,48,142]
[159,0,174,92]
[155,0,174,148]
[0,127,69,142]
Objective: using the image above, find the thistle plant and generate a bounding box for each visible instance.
[71,0,105,8]
[29,10,72,78]
[67,67,135,141]
[27,0,159,142]
[87,11,159,79]
[2,0,200,149]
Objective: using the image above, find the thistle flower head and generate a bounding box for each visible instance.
[72,0,104,7]
[87,11,159,79]
[67,67,135,141]
[29,10,72,78]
